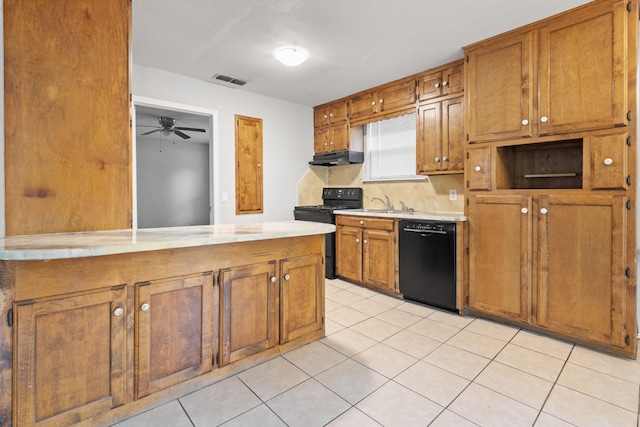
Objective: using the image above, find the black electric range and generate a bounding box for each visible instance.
[294,187,363,278]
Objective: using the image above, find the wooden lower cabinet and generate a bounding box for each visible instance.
[14,287,127,427]
[467,193,632,353]
[219,262,278,366]
[280,254,324,343]
[134,273,215,399]
[336,216,397,293]
[537,195,628,348]
[468,195,532,323]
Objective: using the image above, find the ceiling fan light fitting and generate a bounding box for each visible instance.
[274,46,309,66]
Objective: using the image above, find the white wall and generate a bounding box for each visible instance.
[137,138,210,228]
[132,65,314,224]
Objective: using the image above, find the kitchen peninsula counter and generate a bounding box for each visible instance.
[0,221,333,427]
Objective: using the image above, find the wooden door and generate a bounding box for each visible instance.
[468,195,532,322]
[538,0,627,135]
[377,79,417,113]
[417,70,443,101]
[329,123,350,152]
[589,132,628,190]
[442,96,464,173]
[280,254,324,343]
[235,115,264,214]
[465,31,534,143]
[417,101,442,174]
[135,273,214,399]
[362,229,395,291]
[441,62,464,96]
[4,0,131,235]
[467,147,492,190]
[348,91,377,123]
[14,287,126,427]
[336,225,363,282]
[220,262,278,366]
[537,195,628,348]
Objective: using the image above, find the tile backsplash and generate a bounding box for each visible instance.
[297,164,464,213]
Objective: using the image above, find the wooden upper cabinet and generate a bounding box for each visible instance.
[235,115,264,214]
[466,0,630,144]
[589,131,628,190]
[417,96,464,175]
[314,101,348,127]
[4,0,132,235]
[14,288,127,426]
[417,60,464,101]
[134,273,214,399]
[465,31,534,143]
[348,78,416,125]
[538,0,628,135]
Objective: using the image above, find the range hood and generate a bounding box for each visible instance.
[309,150,364,166]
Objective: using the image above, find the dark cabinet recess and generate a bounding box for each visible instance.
[496,140,583,189]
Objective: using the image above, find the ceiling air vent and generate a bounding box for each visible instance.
[211,73,248,87]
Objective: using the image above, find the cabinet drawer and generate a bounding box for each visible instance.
[467,147,492,190]
[336,215,395,231]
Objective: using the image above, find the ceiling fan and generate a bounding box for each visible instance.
[140,116,206,139]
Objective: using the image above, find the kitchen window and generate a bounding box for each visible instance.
[363,113,423,181]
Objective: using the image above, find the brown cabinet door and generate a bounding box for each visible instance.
[465,32,533,143]
[538,1,627,135]
[336,225,363,282]
[330,122,350,152]
[467,147,492,190]
[468,195,532,322]
[348,91,377,123]
[537,195,628,348]
[442,96,465,172]
[280,254,324,343]
[362,229,396,291]
[417,70,443,101]
[377,79,417,113]
[220,262,278,366]
[589,132,628,190]
[135,273,214,399]
[14,288,127,427]
[417,101,442,174]
[314,126,330,154]
[441,62,464,96]
[235,115,264,214]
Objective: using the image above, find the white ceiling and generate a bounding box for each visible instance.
[131,0,592,107]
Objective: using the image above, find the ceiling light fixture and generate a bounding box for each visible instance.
[274,46,309,66]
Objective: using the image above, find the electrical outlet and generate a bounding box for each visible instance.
[449,189,457,201]
[221,192,228,203]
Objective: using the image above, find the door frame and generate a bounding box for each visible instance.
[131,96,219,228]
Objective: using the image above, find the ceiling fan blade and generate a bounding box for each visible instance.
[173,129,191,139]
[141,128,163,136]
[175,127,206,132]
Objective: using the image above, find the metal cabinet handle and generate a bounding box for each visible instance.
[435,157,440,162]
[140,303,150,312]
[113,307,124,316]
[540,116,548,123]
[359,220,364,225]
[257,163,261,168]
[379,99,383,103]
[522,119,529,125]
[442,156,448,162]
[284,274,290,281]
[603,158,613,165]
[371,101,376,106]
[363,240,368,244]
[329,113,333,117]
[540,208,548,215]
[521,208,528,214]
[442,81,448,86]
[355,238,360,243]
[474,166,482,172]
[270,276,277,283]
[435,82,441,88]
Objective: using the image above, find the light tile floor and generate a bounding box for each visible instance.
[114,278,640,427]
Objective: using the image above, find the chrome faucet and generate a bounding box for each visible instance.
[371,195,393,211]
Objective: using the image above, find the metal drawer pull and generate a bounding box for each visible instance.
[474,166,482,172]
[540,208,548,215]
[270,276,277,283]
[363,240,368,244]
[284,274,290,280]
[540,116,548,123]
[603,158,613,165]
[522,119,529,125]
[355,239,360,243]
[113,308,124,316]
[521,208,528,214]
[442,81,448,86]
[140,303,150,312]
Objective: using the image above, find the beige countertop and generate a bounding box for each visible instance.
[0,221,335,261]
[334,209,466,222]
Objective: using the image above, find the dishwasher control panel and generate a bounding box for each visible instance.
[402,221,453,234]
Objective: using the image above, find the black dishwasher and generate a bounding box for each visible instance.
[399,220,456,312]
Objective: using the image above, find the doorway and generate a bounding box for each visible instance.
[132,96,219,228]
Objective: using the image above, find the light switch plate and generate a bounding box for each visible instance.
[221,192,228,203]
[449,189,457,201]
